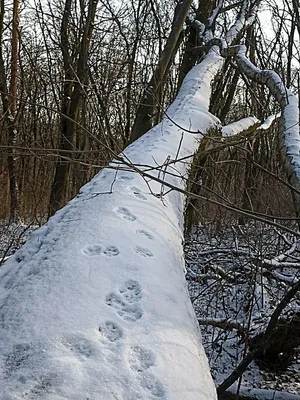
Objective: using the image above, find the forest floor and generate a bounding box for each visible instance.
[1,220,300,398]
[185,221,300,398]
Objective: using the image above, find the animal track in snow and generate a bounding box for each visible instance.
[92,179,100,188]
[64,335,94,358]
[5,344,32,376]
[139,373,165,398]
[84,245,102,256]
[99,321,123,342]
[103,246,119,257]
[100,171,107,179]
[130,187,147,200]
[105,293,143,322]
[117,207,137,221]
[145,146,158,153]
[128,343,165,397]
[136,230,154,240]
[135,246,154,258]
[28,373,56,396]
[118,175,134,181]
[84,245,119,257]
[119,280,142,303]
[129,346,155,372]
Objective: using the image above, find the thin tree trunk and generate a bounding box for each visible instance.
[49,0,73,215]
[49,0,98,215]
[130,0,193,143]
[177,0,217,90]
[0,0,19,221]
[9,0,19,115]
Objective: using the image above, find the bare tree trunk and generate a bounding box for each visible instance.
[49,0,73,215]
[130,0,192,143]
[49,0,98,215]
[10,0,19,115]
[0,0,19,221]
[291,0,300,38]
[177,0,218,90]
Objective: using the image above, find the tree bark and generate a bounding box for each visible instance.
[130,0,193,143]
[49,0,98,215]
[9,0,19,116]
[177,0,218,90]
[0,0,19,221]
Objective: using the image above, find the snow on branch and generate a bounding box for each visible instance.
[260,113,281,130]
[222,116,260,137]
[198,318,246,334]
[225,0,259,45]
[217,43,300,216]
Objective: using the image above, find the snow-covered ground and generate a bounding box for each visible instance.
[185,222,300,398]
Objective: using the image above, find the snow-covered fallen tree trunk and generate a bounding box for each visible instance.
[0,48,223,399]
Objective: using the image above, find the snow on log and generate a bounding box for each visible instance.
[0,48,223,399]
[221,116,260,137]
[260,113,281,131]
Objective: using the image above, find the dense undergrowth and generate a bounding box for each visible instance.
[185,221,300,397]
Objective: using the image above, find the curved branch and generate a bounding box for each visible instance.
[219,44,300,218]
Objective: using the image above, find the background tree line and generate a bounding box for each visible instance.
[0,0,299,225]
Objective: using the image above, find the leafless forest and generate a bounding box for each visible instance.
[1,0,300,398]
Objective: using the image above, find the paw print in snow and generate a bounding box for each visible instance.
[117,207,137,221]
[103,246,119,257]
[119,280,142,303]
[130,187,147,200]
[136,230,155,240]
[99,321,123,342]
[105,293,143,322]
[84,245,102,256]
[84,245,119,257]
[129,346,155,372]
[135,246,153,258]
